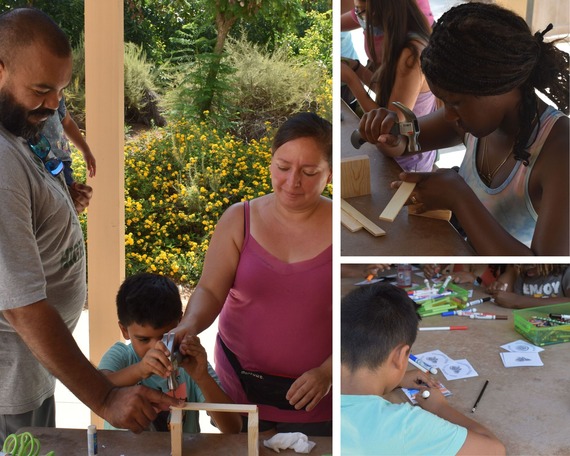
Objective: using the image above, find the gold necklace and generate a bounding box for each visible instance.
[478,137,513,187]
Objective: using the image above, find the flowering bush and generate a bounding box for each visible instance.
[73,115,332,286]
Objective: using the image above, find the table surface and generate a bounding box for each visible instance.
[340,102,475,256]
[341,269,570,456]
[18,427,332,456]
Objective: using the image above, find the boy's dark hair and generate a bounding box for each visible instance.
[341,282,421,372]
[421,2,569,165]
[116,273,182,329]
[271,112,332,169]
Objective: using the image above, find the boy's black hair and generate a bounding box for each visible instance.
[341,282,421,372]
[116,273,182,329]
[421,2,569,165]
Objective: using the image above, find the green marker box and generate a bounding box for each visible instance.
[513,302,570,346]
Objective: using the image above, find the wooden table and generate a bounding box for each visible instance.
[18,427,332,455]
[341,270,570,455]
[340,101,475,255]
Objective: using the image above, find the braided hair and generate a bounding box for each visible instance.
[421,2,569,165]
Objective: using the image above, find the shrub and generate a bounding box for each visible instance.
[65,39,164,128]
[73,116,331,286]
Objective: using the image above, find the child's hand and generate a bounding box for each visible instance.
[83,150,96,178]
[399,370,439,389]
[413,386,447,414]
[179,335,208,381]
[138,340,172,379]
[422,264,441,279]
[486,281,509,293]
[451,271,476,284]
[488,290,519,308]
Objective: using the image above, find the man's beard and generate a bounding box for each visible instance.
[0,88,55,140]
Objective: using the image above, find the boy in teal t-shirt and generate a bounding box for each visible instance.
[99,273,241,434]
[341,282,505,455]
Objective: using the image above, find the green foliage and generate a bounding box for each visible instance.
[64,39,162,128]
[221,34,328,139]
[286,9,332,73]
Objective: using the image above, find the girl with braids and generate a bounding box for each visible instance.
[341,0,438,172]
[486,264,570,309]
[358,2,569,255]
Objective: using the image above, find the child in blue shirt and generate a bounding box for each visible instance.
[341,282,505,455]
[99,273,241,434]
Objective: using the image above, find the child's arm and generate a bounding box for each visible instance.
[61,112,97,178]
[101,341,172,387]
[490,290,570,309]
[180,335,242,434]
[417,388,505,455]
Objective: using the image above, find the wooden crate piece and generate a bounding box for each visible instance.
[341,155,371,198]
[171,403,259,456]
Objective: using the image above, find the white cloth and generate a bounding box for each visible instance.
[263,432,316,453]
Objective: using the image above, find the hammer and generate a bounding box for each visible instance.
[351,101,421,153]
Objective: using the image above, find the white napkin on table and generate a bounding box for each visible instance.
[263,432,316,453]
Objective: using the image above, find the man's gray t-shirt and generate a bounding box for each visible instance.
[0,126,86,414]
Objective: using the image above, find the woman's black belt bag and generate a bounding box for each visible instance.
[219,335,297,410]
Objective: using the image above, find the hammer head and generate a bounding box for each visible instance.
[350,101,420,153]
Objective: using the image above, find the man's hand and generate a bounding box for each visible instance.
[102,385,183,433]
[69,182,93,213]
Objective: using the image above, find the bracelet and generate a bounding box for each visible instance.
[352,60,361,71]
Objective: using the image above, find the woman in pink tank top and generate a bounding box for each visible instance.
[175,113,333,435]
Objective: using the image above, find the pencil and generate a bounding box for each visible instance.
[471,380,489,413]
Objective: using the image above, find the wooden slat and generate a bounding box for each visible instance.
[407,204,452,221]
[170,408,183,456]
[341,208,363,232]
[378,181,416,222]
[341,200,386,237]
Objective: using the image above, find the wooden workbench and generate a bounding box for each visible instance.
[340,102,475,256]
[341,270,570,455]
[17,427,332,455]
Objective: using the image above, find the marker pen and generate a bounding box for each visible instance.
[549,313,570,320]
[419,326,468,331]
[470,314,508,320]
[464,297,492,308]
[441,309,478,317]
[437,276,452,293]
[409,354,438,375]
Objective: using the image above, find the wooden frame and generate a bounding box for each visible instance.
[170,403,258,456]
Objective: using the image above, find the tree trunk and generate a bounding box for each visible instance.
[197,12,237,117]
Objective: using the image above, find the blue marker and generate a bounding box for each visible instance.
[409,354,438,375]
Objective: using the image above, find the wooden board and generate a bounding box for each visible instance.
[341,200,386,237]
[341,208,363,232]
[407,204,452,221]
[341,155,370,198]
[378,182,416,222]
